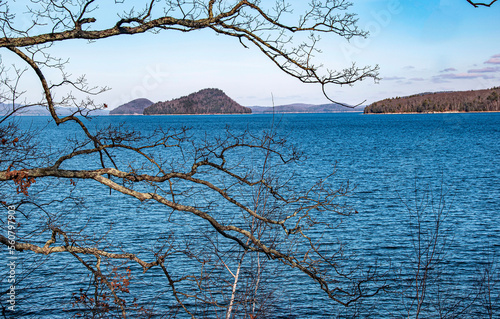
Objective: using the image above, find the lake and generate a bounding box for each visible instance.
[4,112,500,318]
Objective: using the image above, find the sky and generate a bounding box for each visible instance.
[3,0,500,108]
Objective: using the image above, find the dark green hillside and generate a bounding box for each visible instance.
[365,87,500,114]
[144,88,251,115]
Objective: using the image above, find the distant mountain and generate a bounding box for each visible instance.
[110,98,153,115]
[249,103,364,113]
[1,104,109,116]
[364,87,500,114]
[144,89,251,115]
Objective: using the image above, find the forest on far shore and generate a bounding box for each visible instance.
[364,87,500,113]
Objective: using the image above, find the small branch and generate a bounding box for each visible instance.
[0,233,160,272]
[159,260,196,319]
[466,0,497,7]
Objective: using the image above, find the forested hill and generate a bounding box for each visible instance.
[364,87,500,114]
[110,98,153,115]
[143,88,251,115]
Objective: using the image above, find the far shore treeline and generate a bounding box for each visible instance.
[364,87,500,114]
[108,87,500,116]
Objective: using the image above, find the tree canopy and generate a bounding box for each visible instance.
[0,1,384,318]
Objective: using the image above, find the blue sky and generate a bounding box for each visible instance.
[5,0,500,108]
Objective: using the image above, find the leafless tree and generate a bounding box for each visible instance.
[476,260,500,318]
[392,182,499,319]
[0,1,384,318]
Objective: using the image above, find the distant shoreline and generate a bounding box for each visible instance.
[364,111,500,115]
[251,111,362,114]
[112,111,364,116]
[13,112,362,116]
[116,113,254,116]
[14,110,500,117]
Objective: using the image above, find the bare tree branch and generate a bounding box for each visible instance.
[466,0,498,7]
[0,1,387,317]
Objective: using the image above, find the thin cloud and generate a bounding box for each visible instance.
[432,77,451,84]
[435,73,495,80]
[484,54,500,64]
[468,66,500,73]
[403,66,415,70]
[409,77,425,81]
[383,76,406,81]
[440,68,457,72]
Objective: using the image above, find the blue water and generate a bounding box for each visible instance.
[2,112,499,318]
